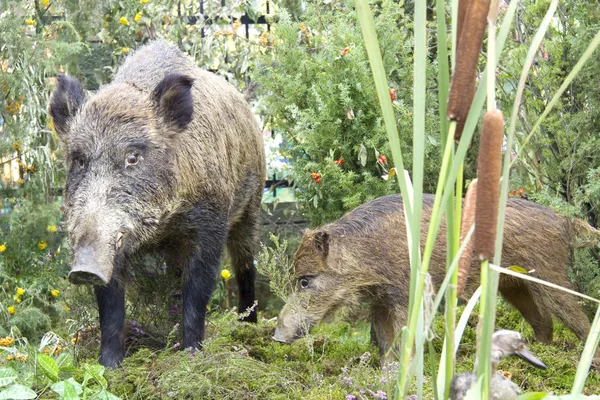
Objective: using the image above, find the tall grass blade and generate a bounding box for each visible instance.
[412,2,427,397]
[353,0,413,222]
[571,306,600,394]
[496,0,558,264]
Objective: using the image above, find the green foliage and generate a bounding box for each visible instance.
[0,331,119,399]
[252,0,441,225]
[499,1,600,225]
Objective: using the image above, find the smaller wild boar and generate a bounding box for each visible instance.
[273,194,599,360]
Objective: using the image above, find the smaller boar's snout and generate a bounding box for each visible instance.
[68,246,109,286]
[272,327,292,344]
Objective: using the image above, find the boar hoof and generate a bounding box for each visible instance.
[69,268,108,286]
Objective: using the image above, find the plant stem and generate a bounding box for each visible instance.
[397,122,456,396]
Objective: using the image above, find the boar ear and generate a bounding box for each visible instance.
[49,75,86,138]
[313,231,329,258]
[153,73,194,130]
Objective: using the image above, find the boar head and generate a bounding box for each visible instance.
[273,230,357,343]
[49,74,194,286]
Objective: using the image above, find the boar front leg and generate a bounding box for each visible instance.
[95,278,125,368]
[181,206,227,350]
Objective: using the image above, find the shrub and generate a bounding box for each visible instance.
[253,0,441,225]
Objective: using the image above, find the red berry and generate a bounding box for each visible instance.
[389,88,397,102]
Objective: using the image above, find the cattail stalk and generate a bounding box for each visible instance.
[447,0,491,141]
[457,178,478,296]
[475,110,504,260]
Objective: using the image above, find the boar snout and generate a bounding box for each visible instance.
[68,246,109,286]
[272,303,311,343]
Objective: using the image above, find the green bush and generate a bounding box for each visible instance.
[253,0,441,225]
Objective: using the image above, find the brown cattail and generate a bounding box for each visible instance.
[474,109,504,261]
[457,178,478,297]
[456,0,473,52]
[447,0,491,141]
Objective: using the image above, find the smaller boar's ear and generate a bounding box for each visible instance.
[49,75,86,138]
[153,73,194,130]
[314,231,329,258]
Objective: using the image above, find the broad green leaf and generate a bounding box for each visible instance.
[0,368,17,388]
[37,353,59,382]
[0,384,37,399]
[507,265,529,274]
[83,364,107,389]
[51,378,82,398]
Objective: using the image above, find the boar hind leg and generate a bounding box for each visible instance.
[95,278,125,368]
[528,283,591,342]
[180,206,227,350]
[499,280,553,343]
[227,198,260,323]
[371,303,404,364]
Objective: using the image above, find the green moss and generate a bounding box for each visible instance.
[100,303,600,399]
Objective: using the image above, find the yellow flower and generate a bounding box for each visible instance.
[18,354,27,361]
[62,305,70,312]
[25,18,36,25]
[221,269,231,281]
[259,31,268,46]
[121,47,130,54]
[16,287,25,296]
[51,289,60,297]
[0,244,6,253]
[16,178,24,185]
[7,306,15,315]
[47,225,57,233]
[135,13,143,22]
[38,241,47,250]
[13,297,21,303]
[6,354,14,361]
[56,246,61,256]
[104,22,109,28]
[0,337,14,346]
[119,17,129,26]
[42,0,49,5]
[140,0,149,3]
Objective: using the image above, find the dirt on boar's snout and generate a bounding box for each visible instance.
[277,193,598,362]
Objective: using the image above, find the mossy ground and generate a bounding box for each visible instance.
[100,301,600,399]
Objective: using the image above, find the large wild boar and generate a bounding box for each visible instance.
[273,194,600,360]
[49,40,265,367]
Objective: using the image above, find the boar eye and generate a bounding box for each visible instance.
[298,277,310,289]
[125,153,141,167]
[72,155,85,170]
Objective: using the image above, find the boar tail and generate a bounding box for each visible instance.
[457,179,478,297]
[570,218,600,249]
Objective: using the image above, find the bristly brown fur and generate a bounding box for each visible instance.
[49,40,265,367]
[475,110,504,261]
[281,193,599,362]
